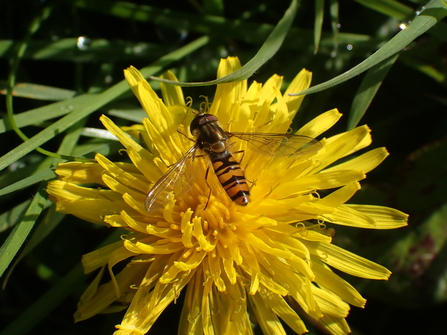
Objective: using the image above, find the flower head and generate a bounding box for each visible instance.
[47,57,408,335]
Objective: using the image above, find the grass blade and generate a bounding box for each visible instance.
[149,0,299,86]
[292,2,447,96]
[314,0,325,54]
[0,35,209,172]
[0,183,48,277]
[347,53,399,130]
[354,0,413,19]
[0,82,75,101]
[0,229,123,335]
[0,169,55,196]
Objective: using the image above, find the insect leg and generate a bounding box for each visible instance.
[232,149,245,164]
[177,130,196,143]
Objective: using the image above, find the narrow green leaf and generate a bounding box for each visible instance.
[0,200,32,233]
[354,0,414,19]
[0,35,209,172]
[0,94,96,134]
[149,0,299,86]
[0,115,86,279]
[0,82,75,101]
[0,230,123,335]
[314,0,325,54]
[1,208,65,291]
[329,0,340,43]
[9,207,65,270]
[292,1,447,96]
[347,53,399,130]
[67,139,112,157]
[74,0,294,47]
[0,183,47,277]
[0,38,167,62]
[0,169,55,196]
[314,0,324,54]
[108,108,147,122]
[73,0,386,56]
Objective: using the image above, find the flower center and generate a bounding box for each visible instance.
[194,195,232,235]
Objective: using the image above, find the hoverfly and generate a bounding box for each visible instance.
[145,113,322,212]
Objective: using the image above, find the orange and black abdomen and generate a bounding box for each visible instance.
[211,153,250,206]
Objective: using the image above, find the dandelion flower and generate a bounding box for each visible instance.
[47,57,408,335]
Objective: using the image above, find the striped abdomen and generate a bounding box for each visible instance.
[211,153,250,206]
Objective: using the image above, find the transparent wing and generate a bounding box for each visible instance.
[145,145,197,212]
[229,132,322,157]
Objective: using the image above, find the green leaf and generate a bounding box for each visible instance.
[0,82,75,101]
[108,108,147,122]
[347,53,399,130]
[292,1,447,96]
[0,183,48,277]
[329,0,340,47]
[0,229,123,335]
[0,94,94,134]
[73,0,386,57]
[354,0,413,19]
[314,0,325,54]
[71,140,122,157]
[8,207,65,271]
[0,169,55,196]
[0,116,86,277]
[0,200,32,233]
[148,0,299,86]
[0,35,209,172]
[0,38,168,62]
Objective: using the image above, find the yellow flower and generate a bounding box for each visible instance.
[47,57,408,335]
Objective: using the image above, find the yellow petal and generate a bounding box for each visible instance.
[160,70,185,107]
[313,261,366,307]
[318,182,361,207]
[313,125,371,172]
[263,290,309,335]
[311,285,350,318]
[345,204,409,229]
[81,241,125,274]
[124,67,182,147]
[55,161,105,185]
[76,262,148,322]
[284,68,312,119]
[96,153,148,193]
[124,238,184,255]
[308,242,391,280]
[324,147,389,174]
[296,108,342,138]
[259,74,283,105]
[249,291,289,335]
[323,205,377,228]
[209,57,246,126]
[46,180,126,225]
[320,314,351,335]
[271,170,366,198]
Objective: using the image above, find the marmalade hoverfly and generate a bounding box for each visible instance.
[145,113,322,212]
